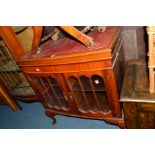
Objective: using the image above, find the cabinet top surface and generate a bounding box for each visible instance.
[21,27,120,60]
[120,60,155,103]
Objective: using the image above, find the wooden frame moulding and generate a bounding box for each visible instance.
[147,26,155,93]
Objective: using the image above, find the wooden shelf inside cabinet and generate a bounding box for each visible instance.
[69,75,106,92]
[17,27,125,128]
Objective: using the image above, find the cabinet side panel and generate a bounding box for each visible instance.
[139,111,155,128]
[123,102,139,128]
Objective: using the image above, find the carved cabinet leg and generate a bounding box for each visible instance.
[104,118,126,129]
[51,116,57,125]
[45,110,57,125]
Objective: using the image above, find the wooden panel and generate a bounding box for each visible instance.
[60,26,93,47]
[103,69,121,117]
[147,26,155,93]
[123,102,139,128]
[32,26,43,51]
[139,103,155,112]
[139,112,155,129]
[20,60,113,73]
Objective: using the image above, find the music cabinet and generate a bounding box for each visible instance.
[17,27,125,128]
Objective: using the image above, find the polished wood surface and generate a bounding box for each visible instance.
[120,60,155,128]
[120,60,155,102]
[32,26,43,51]
[19,27,118,60]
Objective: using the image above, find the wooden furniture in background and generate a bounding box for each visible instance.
[16,27,125,128]
[31,26,43,51]
[60,26,94,47]
[0,78,20,111]
[120,60,155,128]
[16,26,34,53]
[147,26,155,93]
[0,26,37,102]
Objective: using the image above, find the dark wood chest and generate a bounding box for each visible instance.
[120,60,155,128]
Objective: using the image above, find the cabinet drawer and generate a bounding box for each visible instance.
[21,66,52,73]
[139,103,155,112]
[21,60,113,73]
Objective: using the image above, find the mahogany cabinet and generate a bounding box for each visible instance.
[17,27,125,128]
[120,60,155,128]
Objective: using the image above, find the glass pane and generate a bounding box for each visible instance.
[85,92,99,112]
[48,77,58,85]
[33,76,69,110]
[95,92,110,112]
[53,86,64,98]
[41,77,49,85]
[80,75,92,91]
[68,76,88,112]
[59,98,69,110]
[69,76,81,91]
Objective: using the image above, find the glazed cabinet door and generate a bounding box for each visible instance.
[64,71,114,117]
[28,73,74,112]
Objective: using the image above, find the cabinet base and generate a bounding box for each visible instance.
[45,109,125,128]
